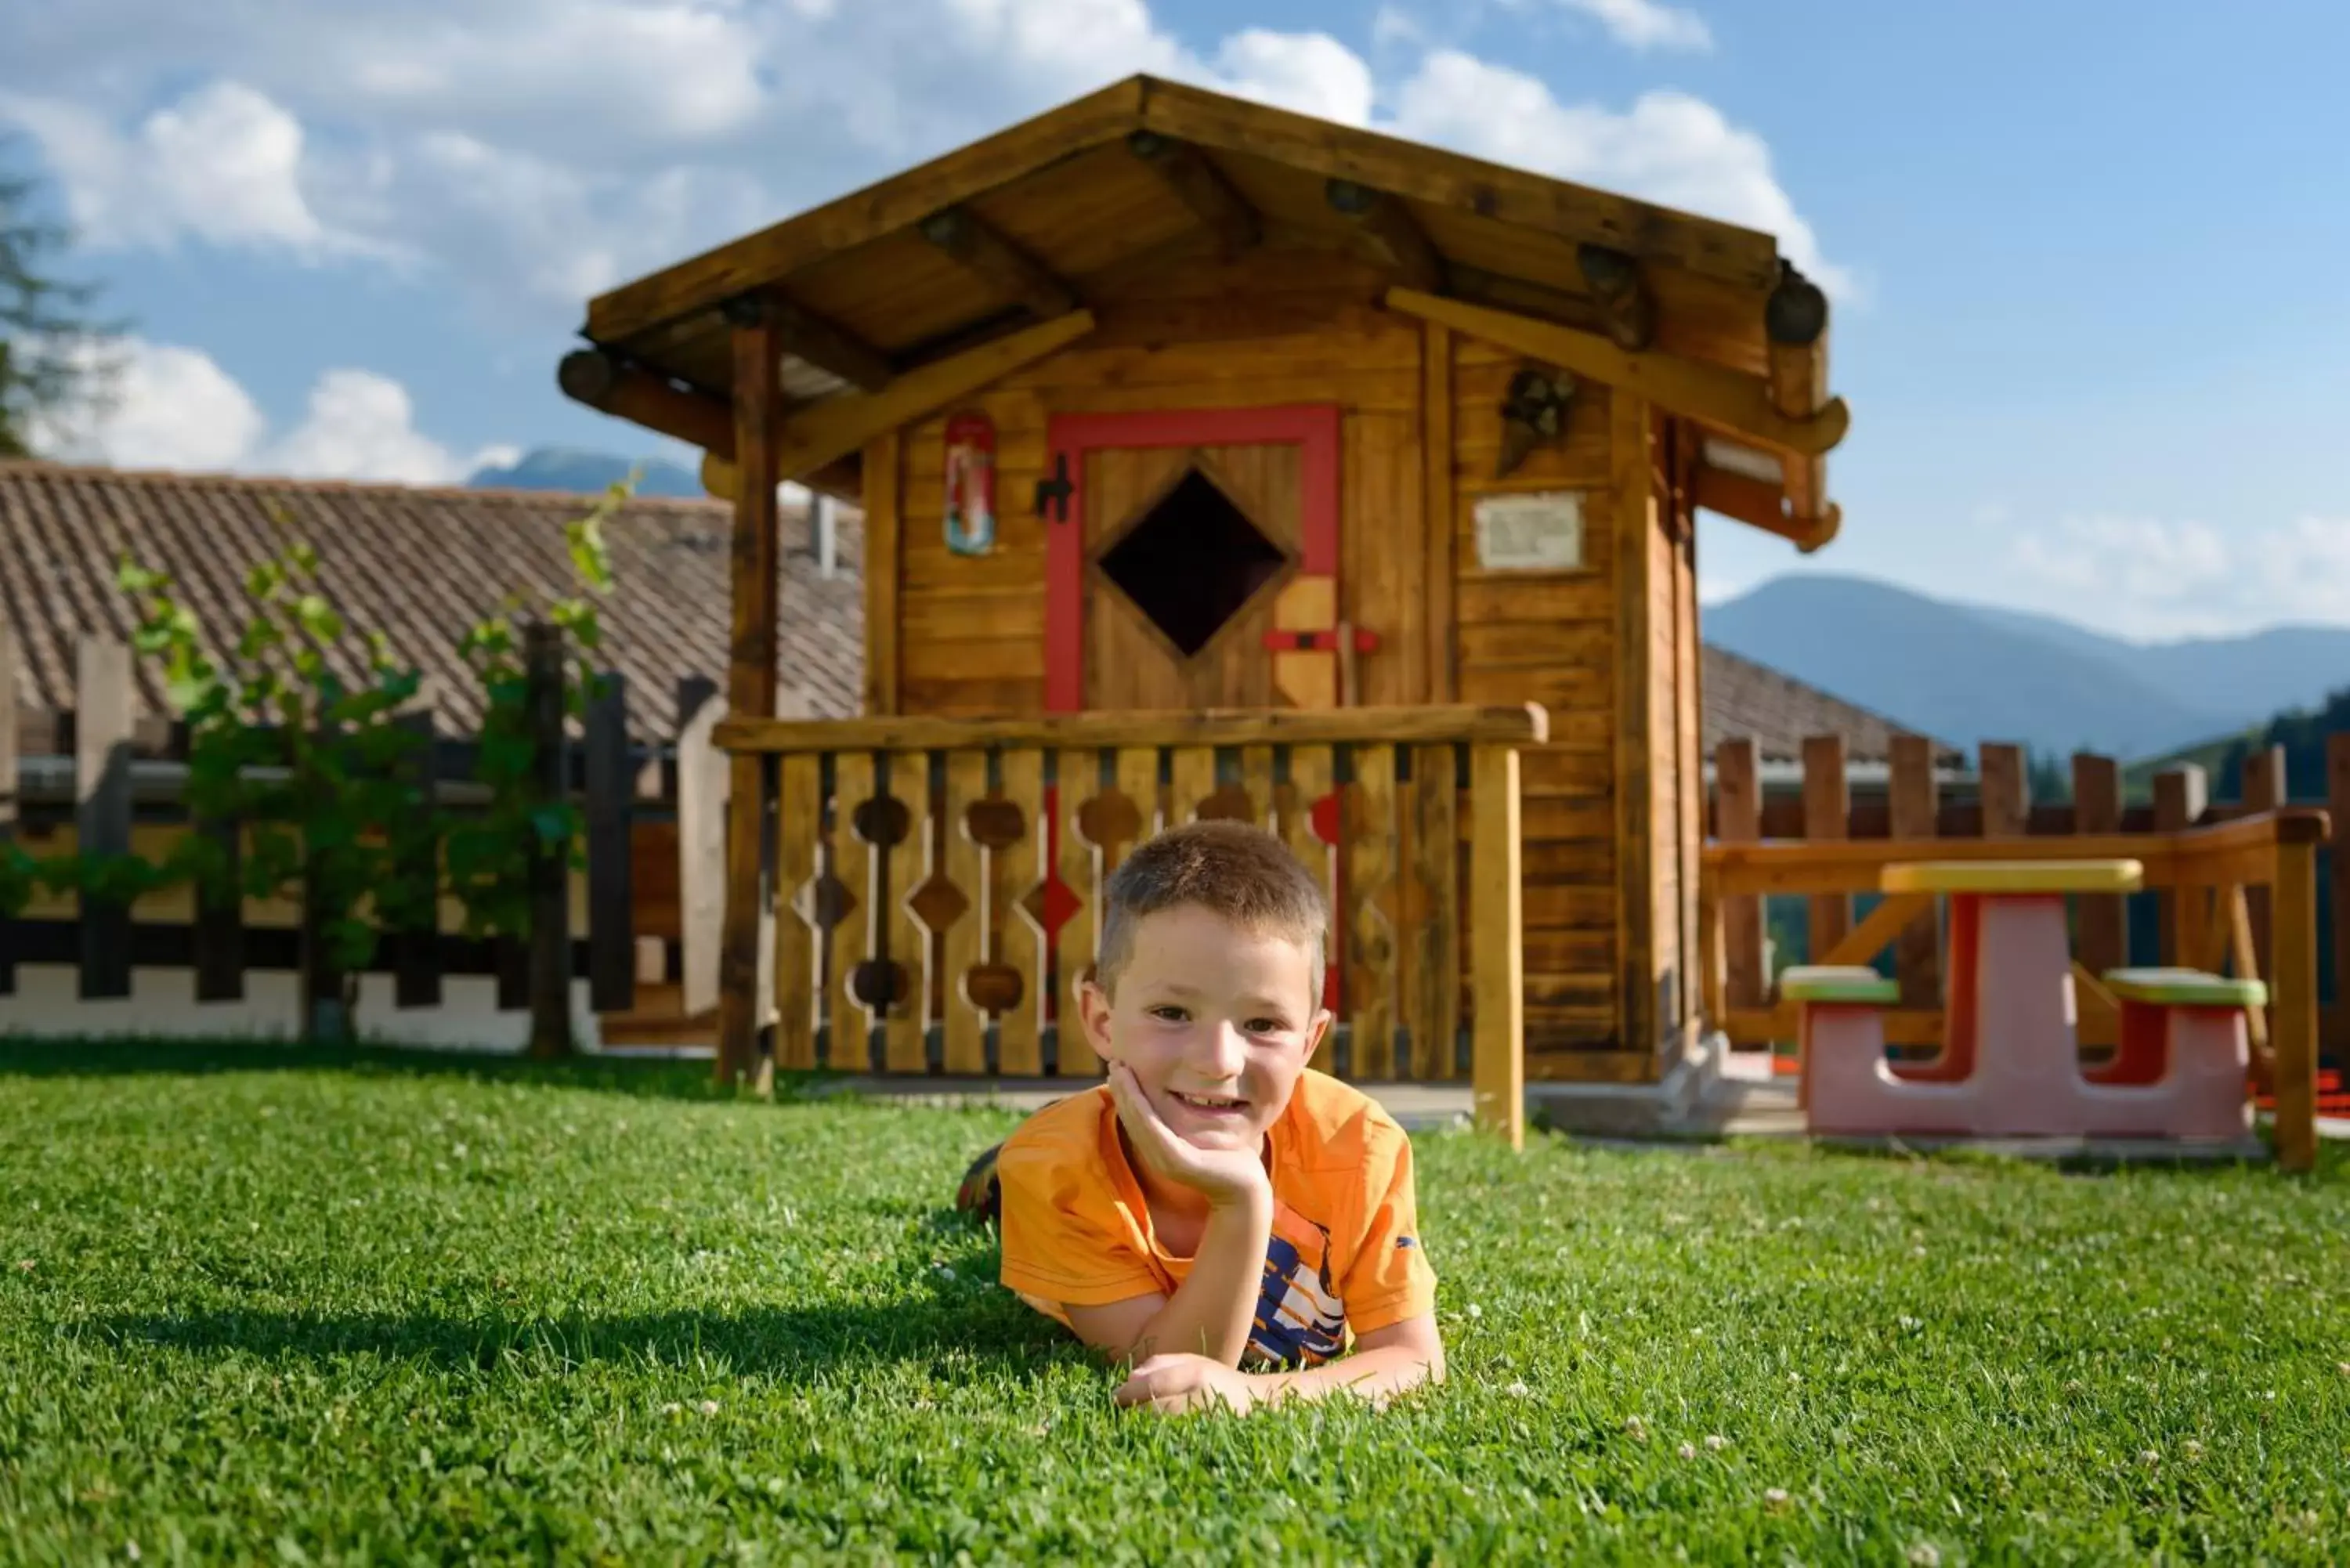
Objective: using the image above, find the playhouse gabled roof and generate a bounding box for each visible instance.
[566,74,1846,547]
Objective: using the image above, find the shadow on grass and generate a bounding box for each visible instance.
[88,1286,1079,1382]
[0,1034,865,1105]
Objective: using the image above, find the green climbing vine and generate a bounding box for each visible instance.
[2,475,629,1017]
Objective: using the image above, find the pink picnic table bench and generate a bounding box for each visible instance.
[1785,858,2262,1144]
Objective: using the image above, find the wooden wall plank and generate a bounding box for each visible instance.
[939,748,990,1075]
[1610,390,1654,1058]
[1422,323,1457,703]
[772,752,822,1071]
[863,430,903,716]
[882,749,930,1074]
[1054,747,1106,1078]
[1347,742,1400,1078]
[1401,743,1462,1079]
[827,750,879,1071]
[996,747,1048,1075]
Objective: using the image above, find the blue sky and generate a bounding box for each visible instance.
[7,0,2349,641]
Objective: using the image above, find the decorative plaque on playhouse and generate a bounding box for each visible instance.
[1473,491,1585,572]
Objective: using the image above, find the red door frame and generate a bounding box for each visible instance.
[1033,403,1349,1033]
[1043,403,1342,713]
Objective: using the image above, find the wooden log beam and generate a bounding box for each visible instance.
[703,310,1096,498]
[1444,262,1614,341]
[1327,179,1448,295]
[1575,244,1654,352]
[716,314,783,1089]
[555,347,862,499]
[919,205,1079,320]
[1765,262,1831,421]
[1126,130,1258,258]
[725,290,894,393]
[1385,287,1849,457]
[1690,461,1839,551]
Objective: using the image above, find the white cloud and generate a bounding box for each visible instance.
[0,2,1846,317]
[1389,51,1852,298]
[0,81,386,261]
[1556,0,1712,52]
[33,338,497,485]
[2008,513,2350,638]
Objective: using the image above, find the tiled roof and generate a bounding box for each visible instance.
[5,461,1948,768]
[2,462,862,747]
[1702,642,1963,766]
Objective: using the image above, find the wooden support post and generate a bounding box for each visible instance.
[76,635,136,1001]
[2239,743,2286,982]
[717,312,783,1087]
[2152,766,2207,965]
[1977,742,2029,838]
[584,670,636,1015]
[676,677,726,1020]
[1611,392,1656,1059]
[1888,735,1942,1007]
[2331,734,2350,1064]
[1712,738,1765,1015]
[1802,735,1849,963]
[525,622,573,1060]
[2070,752,2125,974]
[0,623,18,996]
[1420,323,1456,703]
[2272,833,2320,1174]
[1470,740,1524,1149]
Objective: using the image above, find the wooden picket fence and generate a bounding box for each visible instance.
[1711,728,2350,1062]
[1,626,737,1050]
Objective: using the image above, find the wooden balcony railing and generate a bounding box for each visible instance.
[712,704,1546,1145]
[1701,806,2332,1172]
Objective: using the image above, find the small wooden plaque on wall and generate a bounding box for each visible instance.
[1473,491,1585,572]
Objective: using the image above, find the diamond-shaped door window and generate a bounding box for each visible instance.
[1097,466,1289,659]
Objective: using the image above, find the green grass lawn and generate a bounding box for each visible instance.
[3,1039,2347,1565]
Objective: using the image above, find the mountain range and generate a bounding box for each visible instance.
[1702,573,2350,763]
[466,449,2350,764]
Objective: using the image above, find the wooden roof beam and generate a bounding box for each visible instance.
[1383,287,1849,457]
[702,309,1097,499]
[724,290,894,394]
[919,206,1079,320]
[1765,262,1831,420]
[1326,179,1448,295]
[1692,459,1838,553]
[554,348,861,500]
[1125,130,1258,258]
[1574,244,1655,352]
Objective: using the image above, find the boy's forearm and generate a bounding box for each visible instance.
[1124,1190,1271,1367]
[1249,1343,1444,1407]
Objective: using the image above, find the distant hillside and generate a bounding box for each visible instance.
[467,447,706,500]
[1701,574,2238,761]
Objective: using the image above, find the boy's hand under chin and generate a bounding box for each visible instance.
[1106,1062,1271,1209]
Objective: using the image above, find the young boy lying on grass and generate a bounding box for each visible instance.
[957,819,1445,1415]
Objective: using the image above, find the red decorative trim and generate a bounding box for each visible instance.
[1044,403,1342,712]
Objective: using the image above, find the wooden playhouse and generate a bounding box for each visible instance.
[557,74,1851,1136]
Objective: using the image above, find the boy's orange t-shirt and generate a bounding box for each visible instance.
[991,1069,1437,1369]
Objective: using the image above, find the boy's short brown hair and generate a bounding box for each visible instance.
[1093,819,1330,1003]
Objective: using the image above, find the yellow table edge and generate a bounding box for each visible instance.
[1881,858,2145,894]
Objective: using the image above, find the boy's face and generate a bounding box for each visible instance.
[1079,901,1330,1154]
